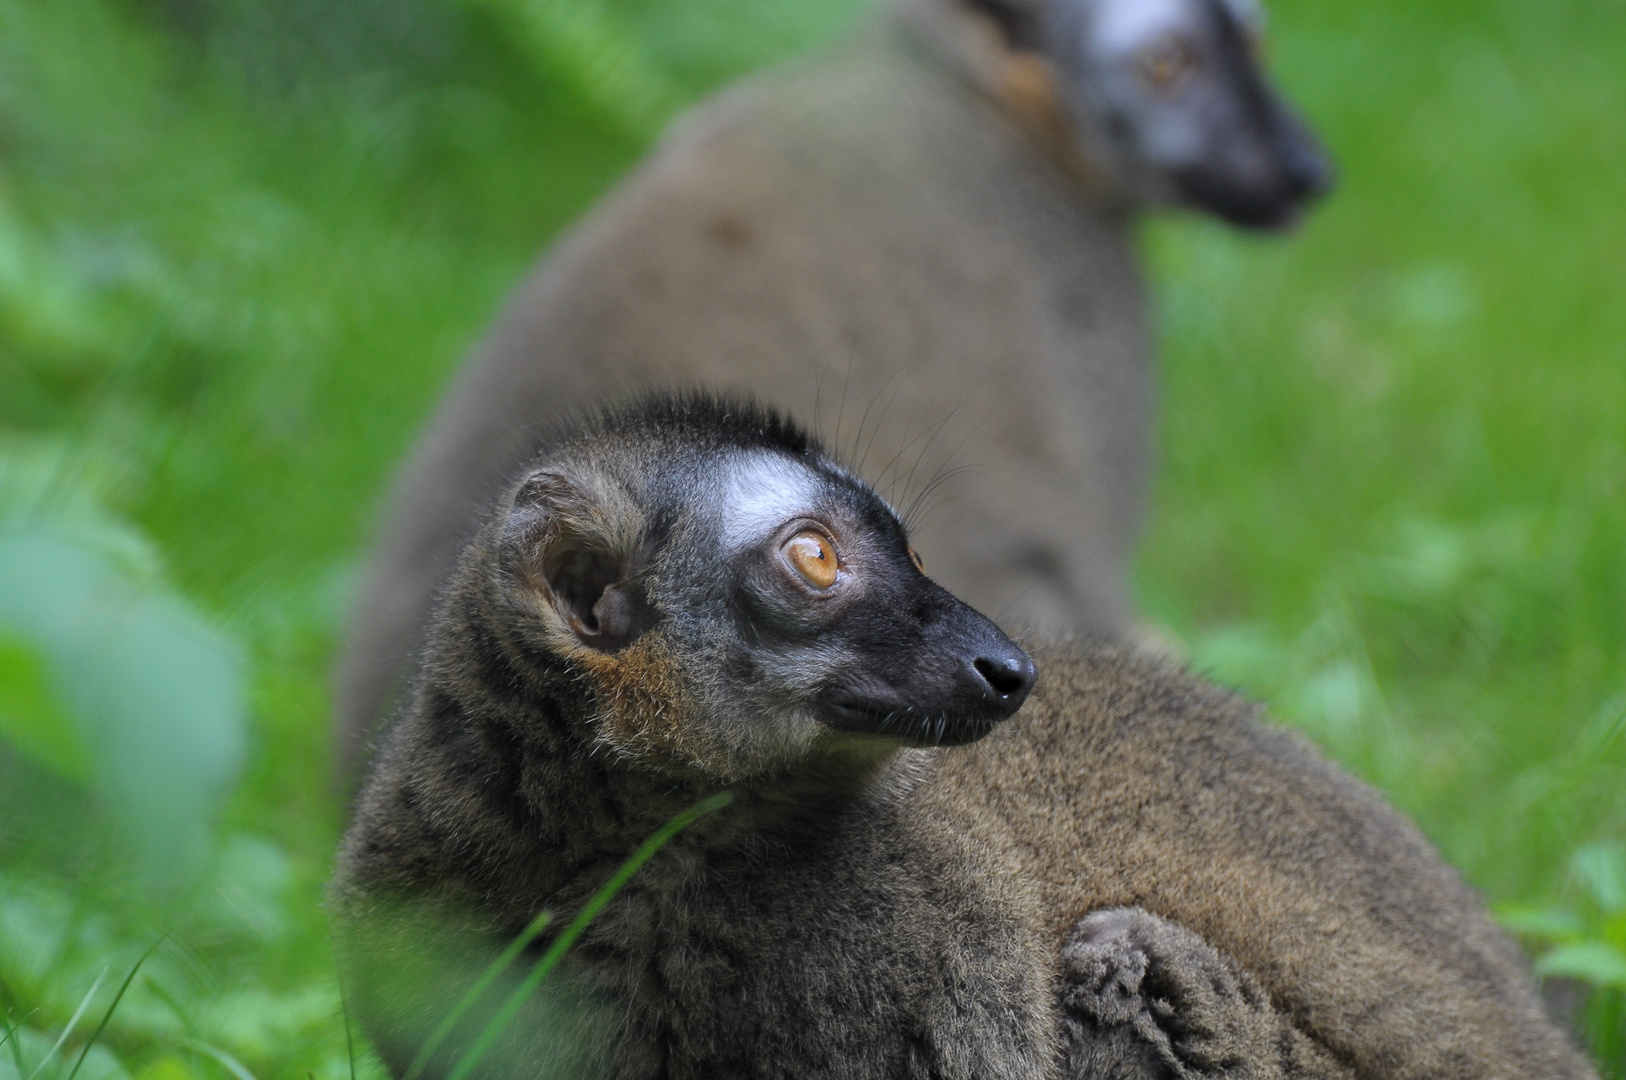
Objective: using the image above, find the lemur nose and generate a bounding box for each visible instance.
[972,651,1037,715]
[1286,148,1333,199]
[1278,130,1335,201]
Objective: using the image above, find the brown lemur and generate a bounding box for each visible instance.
[333,394,1593,1080]
[335,0,1335,777]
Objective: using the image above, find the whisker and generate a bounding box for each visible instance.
[832,345,856,456]
[854,363,915,479]
[877,410,957,508]
[902,463,989,534]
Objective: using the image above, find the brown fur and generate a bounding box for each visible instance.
[335,489,1594,1078]
[585,633,709,769]
[935,642,1596,1078]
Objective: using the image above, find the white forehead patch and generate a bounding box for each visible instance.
[1220,0,1267,33]
[1092,0,1195,52]
[720,453,824,549]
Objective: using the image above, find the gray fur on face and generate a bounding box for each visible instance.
[467,394,1038,780]
[1035,0,1331,224]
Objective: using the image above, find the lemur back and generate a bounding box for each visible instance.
[334,394,1594,1080]
[932,644,1594,1079]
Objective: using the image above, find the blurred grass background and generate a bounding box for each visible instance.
[0,0,1621,1077]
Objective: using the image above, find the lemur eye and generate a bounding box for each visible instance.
[1136,36,1197,92]
[908,547,926,573]
[783,530,839,590]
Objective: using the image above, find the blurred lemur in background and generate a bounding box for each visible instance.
[334,395,1594,1080]
[335,0,1333,776]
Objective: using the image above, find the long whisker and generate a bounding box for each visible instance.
[855,362,915,478]
[902,463,987,534]
[898,406,995,529]
[877,410,957,508]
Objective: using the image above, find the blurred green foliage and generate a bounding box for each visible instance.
[1502,841,1626,1065]
[0,440,245,892]
[0,0,1621,1075]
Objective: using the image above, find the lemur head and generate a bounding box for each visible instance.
[932,0,1332,227]
[477,393,1035,782]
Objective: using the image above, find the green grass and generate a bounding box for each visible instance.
[0,0,1621,1076]
[1141,0,1626,934]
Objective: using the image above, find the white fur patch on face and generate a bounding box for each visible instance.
[1220,0,1266,34]
[720,453,825,549]
[1091,0,1195,53]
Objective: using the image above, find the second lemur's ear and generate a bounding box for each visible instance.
[505,470,647,652]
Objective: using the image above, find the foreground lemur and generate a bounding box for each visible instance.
[334,395,1593,1080]
[336,0,1334,775]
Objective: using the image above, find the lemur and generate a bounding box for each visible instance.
[335,0,1334,777]
[333,395,1594,1080]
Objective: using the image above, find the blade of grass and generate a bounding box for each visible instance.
[341,991,356,1080]
[444,792,733,1080]
[144,979,194,1033]
[181,1039,260,1080]
[400,910,554,1080]
[5,1010,33,1078]
[26,968,106,1080]
[65,935,165,1080]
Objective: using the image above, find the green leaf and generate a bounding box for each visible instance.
[1535,941,1626,990]
[455,0,677,132]
[1571,842,1626,917]
[0,528,245,892]
[1495,904,1586,943]
[62,588,246,886]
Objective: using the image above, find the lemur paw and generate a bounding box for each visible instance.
[1058,907,1280,1079]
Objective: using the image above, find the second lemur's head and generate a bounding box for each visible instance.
[911,0,1333,227]
[468,393,1035,782]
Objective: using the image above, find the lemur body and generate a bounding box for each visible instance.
[334,397,1593,1080]
[934,651,1593,1078]
[335,0,1333,775]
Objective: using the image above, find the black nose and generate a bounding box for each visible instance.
[1283,140,1335,201]
[971,650,1037,716]
[1272,110,1335,203]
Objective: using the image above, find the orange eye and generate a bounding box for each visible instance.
[784,530,839,590]
[908,547,926,573]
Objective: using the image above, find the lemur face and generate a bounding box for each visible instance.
[978,0,1332,227]
[494,399,1036,780]
[710,451,1035,746]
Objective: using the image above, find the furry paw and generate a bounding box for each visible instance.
[1058,908,1280,1079]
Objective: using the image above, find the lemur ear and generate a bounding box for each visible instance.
[507,471,646,651]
